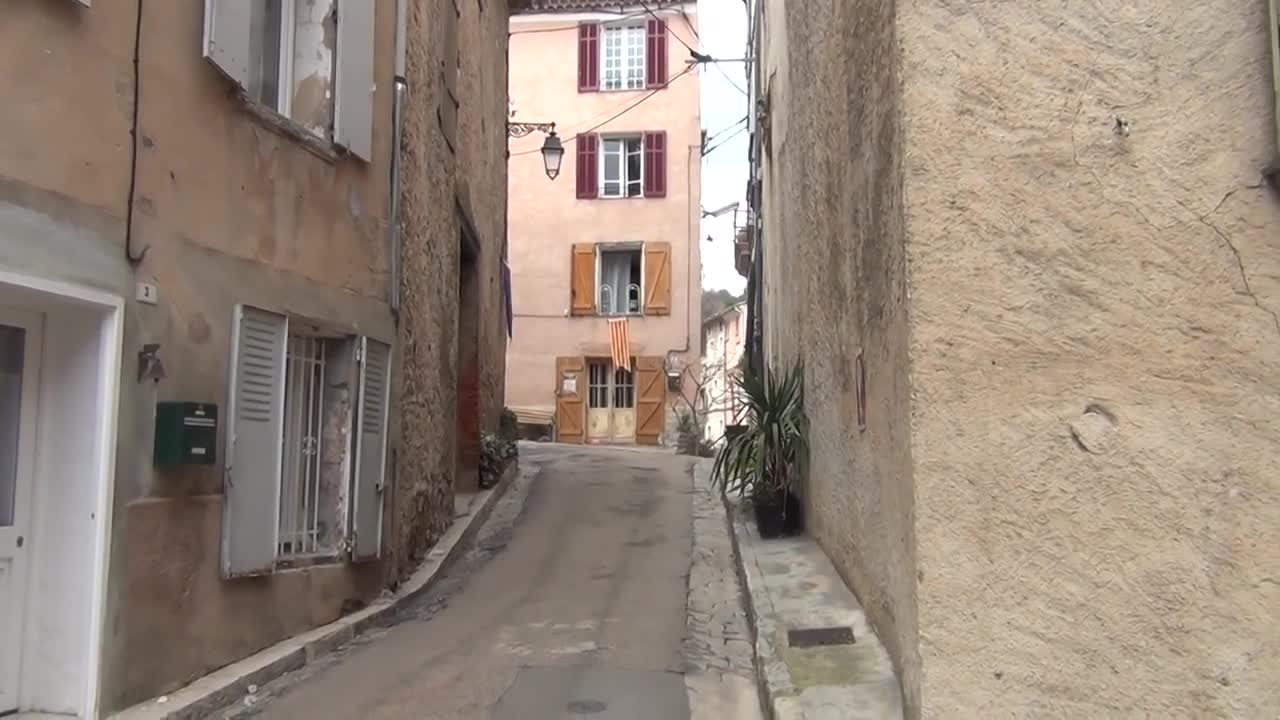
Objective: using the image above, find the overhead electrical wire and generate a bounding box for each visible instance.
[510,65,697,156]
[702,125,747,157]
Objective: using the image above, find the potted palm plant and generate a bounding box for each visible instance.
[710,361,808,538]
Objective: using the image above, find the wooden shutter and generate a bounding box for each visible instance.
[571,243,597,316]
[578,23,600,92]
[222,305,287,578]
[644,242,672,315]
[643,131,667,198]
[635,356,666,446]
[576,134,599,199]
[556,356,587,444]
[353,338,391,561]
[202,0,254,90]
[646,17,669,88]
[334,0,376,161]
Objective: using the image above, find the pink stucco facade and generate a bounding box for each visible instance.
[506,4,702,435]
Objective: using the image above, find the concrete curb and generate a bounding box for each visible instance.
[716,479,777,720]
[112,460,522,720]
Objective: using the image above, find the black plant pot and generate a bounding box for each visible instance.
[754,490,803,539]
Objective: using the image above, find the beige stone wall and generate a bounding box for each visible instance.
[757,0,920,715]
[0,0,508,711]
[758,0,1280,716]
[505,8,702,423]
[901,1,1280,716]
[396,0,510,573]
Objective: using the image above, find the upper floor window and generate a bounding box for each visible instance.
[578,17,669,92]
[203,0,375,161]
[602,137,644,198]
[576,132,667,199]
[598,248,642,314]
[602,25,646,91]
[570,242,672,317]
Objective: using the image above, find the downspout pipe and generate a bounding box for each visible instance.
[389,0,409,315]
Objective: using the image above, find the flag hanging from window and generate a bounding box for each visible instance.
[608,317,631,372]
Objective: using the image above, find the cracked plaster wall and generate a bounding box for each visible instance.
[901,0,1280,716]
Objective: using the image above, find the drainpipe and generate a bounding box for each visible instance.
[388,0,409,316]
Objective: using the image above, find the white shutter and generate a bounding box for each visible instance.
[203,0,254,90]
[352,337,390,560]
[222,306,287,578]
[334,0,376,161]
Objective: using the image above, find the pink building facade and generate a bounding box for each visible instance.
[507,1,702,446]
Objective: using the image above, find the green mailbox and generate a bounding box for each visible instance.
[154,402,218,466]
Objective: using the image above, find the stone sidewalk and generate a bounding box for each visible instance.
[731,489,904,720]
[685,460,765,720]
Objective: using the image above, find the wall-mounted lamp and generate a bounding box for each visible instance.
[508,121,563,180]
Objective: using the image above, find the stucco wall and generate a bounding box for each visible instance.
[1,0,509,712]
[900,1,1280,716]
[505,7,702,421]
[757,0,920,715]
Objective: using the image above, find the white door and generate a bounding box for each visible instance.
[0,309,39,713]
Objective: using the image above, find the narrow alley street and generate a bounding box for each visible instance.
[222,444,759,720]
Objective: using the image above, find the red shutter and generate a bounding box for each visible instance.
[643,131,667,198]
[646,18,668,88]
[578,23,600,92]
[576,134,599,199]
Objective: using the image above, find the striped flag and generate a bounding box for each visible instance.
[608,317,631,372]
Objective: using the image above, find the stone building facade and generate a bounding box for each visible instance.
[744,0,1280,717]
[0,0,508,715]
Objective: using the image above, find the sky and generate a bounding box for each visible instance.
[694,0,750,294]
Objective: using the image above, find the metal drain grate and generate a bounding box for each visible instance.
[567,699,608,714]
[787,626,855,648]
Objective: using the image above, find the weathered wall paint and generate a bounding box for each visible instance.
[291,0,336,137]
[505,8,703,439]
[758,0,1280,716]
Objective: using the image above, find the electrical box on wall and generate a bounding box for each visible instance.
[154,402,218,466]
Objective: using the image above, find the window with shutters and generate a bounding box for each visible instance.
[587,131,665,199]
[203,0,375,161]
[222,305,392,576]
[602,24,646,91]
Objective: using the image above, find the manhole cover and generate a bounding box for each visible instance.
[788,626,855,648]
[567,699,608,714]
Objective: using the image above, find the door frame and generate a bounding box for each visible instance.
[0,306,41,714]
[0,268,123,719]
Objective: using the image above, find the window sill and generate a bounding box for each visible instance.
[275,553,346,571]
[240,97,338,163]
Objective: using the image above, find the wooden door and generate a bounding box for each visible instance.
[555,356,586,444]
[635,356,666,446]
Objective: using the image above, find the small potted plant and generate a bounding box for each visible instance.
[711,361,808,538]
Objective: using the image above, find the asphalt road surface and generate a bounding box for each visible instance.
[239,444,698,720]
